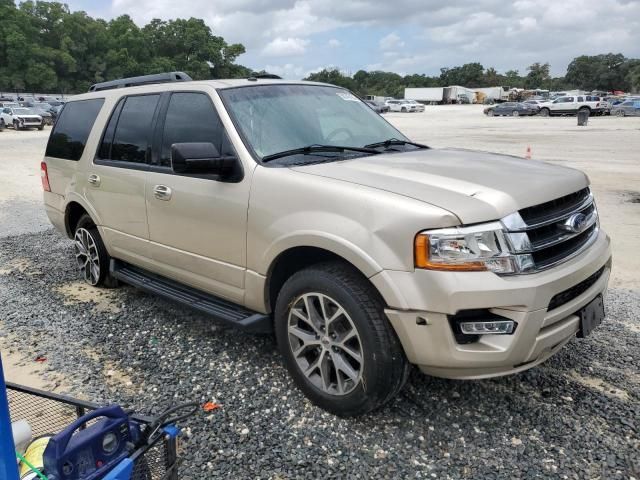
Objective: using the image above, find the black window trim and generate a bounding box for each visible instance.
[149,89,244,182]
[93,92,163,171]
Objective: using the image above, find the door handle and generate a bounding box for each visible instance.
[87,174,100,187]
[153,184,172,201]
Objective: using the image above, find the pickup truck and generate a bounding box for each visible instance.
[539,95,605,117]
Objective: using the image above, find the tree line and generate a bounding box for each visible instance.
[0,0,251,94]
[2,0,639,98]
[305,55,640,99]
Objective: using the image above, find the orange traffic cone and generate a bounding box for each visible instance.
[525,145,532,160]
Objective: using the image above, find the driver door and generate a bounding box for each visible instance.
[144,91,251,303]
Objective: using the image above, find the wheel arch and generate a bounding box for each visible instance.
[263,243,383,314]
[64,200,94,238]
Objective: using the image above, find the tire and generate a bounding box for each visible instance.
[540,108,550,117]
[487,109,494,117]
[512,110,519,117]
[38,122,44,130]
[578,107,590,115]
[274,261,410,417]
[13,120,21,130]
[615,110,625,117]
[73,214,118,287]
[400,107,406,112]
[0,119,5,131]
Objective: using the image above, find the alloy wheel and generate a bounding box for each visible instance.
[74,228,101,286]
[287,292,363,396]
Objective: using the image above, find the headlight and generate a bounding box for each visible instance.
[414,223,517,274]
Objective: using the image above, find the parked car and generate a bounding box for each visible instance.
[365,100,389,114]
[406,100,425,112]
[31,103,55,125]
[538,95,605,117]
[0,106,43,130]
[42,73,611,416]
[612,99,640,116]
[484,102,537,117]
[385,99,418,112]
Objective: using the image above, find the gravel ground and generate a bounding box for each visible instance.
[1,229,639,479]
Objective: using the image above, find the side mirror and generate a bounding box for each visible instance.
[171,142,237,176]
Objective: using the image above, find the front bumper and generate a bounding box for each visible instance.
[376,230,612,379]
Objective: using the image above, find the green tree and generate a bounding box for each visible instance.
[524,62,551,89]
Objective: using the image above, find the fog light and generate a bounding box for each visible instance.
[459,320,515,335]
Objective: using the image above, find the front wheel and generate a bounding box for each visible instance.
[487,109,494,116]
[540,108,550,117]
[512,110,519,117]
[275,262,409,417]
[73,214,117,287]
[13,120,21,130]
[400,107,407,112]
[616,109,625,117]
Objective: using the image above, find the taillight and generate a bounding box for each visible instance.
[41,161,51,192]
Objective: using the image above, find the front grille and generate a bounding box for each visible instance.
[502,188,599,273]
[548,266,605,310]
[520,188,590,226]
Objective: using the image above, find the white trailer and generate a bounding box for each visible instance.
[444,86,477,104]
[475,86,510,103]
[404,87,444,104]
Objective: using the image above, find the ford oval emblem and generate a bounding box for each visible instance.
[561,213,588,233]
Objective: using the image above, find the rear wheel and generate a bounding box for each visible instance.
[275,261,409,417]
[0,119,5,130]
[512,110,519,117]
[73,214,117,287]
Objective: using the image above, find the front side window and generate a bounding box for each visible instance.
[159,93,229,167]
[45,98,104,161]
[219,84,408,162]
[109,94,160,163]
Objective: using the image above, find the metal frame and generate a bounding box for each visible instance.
[1,355,179,480]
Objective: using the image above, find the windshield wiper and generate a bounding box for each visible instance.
[364,138,429,150]
[262,144,381,163]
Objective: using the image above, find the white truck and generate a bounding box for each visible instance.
[538,95,606,117]
[475,86,510,103]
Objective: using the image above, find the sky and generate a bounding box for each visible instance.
[61,0,640,79]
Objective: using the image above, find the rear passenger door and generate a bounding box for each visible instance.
[144,91,250,303]
[87,94,161,265]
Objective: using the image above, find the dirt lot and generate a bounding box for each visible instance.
[1,108,639,478]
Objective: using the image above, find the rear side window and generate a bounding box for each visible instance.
[159,92,230,167]
[45,99,104,160]
[99,94,160,164]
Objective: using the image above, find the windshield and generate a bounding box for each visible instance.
[14,108,32,114]
[219,84,408,161]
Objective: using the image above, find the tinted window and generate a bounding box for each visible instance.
[45,99,104,160]
[110,95,160,163]
[159,93,226,167]
[577,97,584,102]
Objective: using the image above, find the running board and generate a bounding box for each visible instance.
[110,260,272,334]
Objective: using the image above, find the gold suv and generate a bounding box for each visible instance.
[42,72,612,416]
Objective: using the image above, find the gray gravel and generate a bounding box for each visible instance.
[1,229,639,479]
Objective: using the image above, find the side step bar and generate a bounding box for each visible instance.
[110,260,272,334]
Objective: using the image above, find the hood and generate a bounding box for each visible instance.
[290,148,588,224]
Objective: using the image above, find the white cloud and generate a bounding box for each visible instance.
[262,37,309,56]
[379,33,405,50]
[101,0,640,77]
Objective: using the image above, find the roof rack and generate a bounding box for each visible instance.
[247,72,282,81]
[88,72,193,92]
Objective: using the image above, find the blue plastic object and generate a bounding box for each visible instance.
[102,458,134,480]
[0,355,20,480]
[43,405,140,480]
